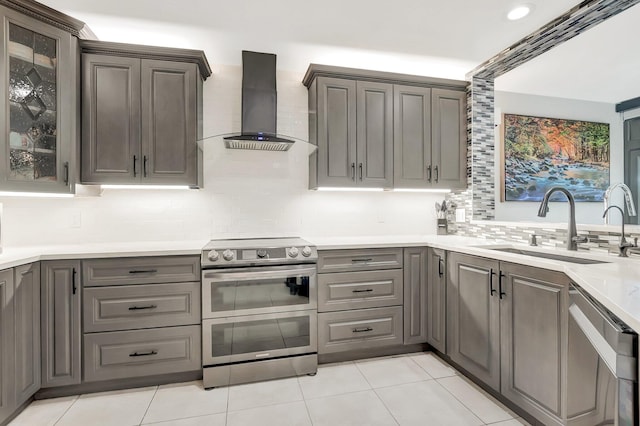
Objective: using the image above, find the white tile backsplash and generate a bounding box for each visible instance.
[1,64,442,247]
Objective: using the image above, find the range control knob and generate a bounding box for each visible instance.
[207,250,220,261]
[222,249,235,261]
[288,247,299,258]
[257,249,268,258]
[301,246,312,257]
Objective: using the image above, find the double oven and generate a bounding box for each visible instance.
[201,238,318,388]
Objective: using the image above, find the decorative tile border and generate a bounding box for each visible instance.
[446,0,640,250]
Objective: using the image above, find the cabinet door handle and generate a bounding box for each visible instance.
[351,163,356,180]
[143,155,148,177]
[359,163,363,180]
[352,327,373,333]
[63,161,69,185]
[72,267,77,295]
[128,269,158,274]
[434,165,439,183]
[128,305,158,311]
[352,289,374,293]
[351,258,373,263]
[133,155,138,177]
[489,269,496,296]
[499,272,506,299]
[438,256,444,277]
[129,350,158,357]
[427,165,432,182]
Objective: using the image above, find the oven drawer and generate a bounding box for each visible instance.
[83,282,201,332]
[83,256,200,287]
[318,307,403,354]
[318,269,403,312]
[317,248,403,273]
[83,325,201,382]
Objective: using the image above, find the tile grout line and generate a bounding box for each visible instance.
[138,385,159,426]
[370,387,401,426]
[52,394,81,426]
[433,376,505,425]
[297,375,315,426]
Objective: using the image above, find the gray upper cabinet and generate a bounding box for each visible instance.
[356,81,393,188]
[426,248,446,353]
[80,40,211,187]
[447,252,500,392]
[13,263,40,406]
[403,247,427,344]
[394,85,431,188]
[431,89,466,189]
[41,260,81,388]
[304,65,467,190]
[0,269,15,424]
[0,3,80,194]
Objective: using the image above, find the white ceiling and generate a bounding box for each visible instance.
[495,3,640,104]
[40,0,582,80]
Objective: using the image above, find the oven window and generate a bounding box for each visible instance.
[210,276,310,312]
[210,316,311,357]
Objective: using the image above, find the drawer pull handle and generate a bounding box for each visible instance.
[352,327,373,333]
[128,305,158,311]
[128,269,158,274]
[352,289,374,293]
[351,258,373,263]
[129,350,158,357]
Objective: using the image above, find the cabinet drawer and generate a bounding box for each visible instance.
[318,269,403,312]
[83,325,201,382]
[317,248,403,273]
[318,307,403,354]
[83,282,201,332]
[83,256,200,287]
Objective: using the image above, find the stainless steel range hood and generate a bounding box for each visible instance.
[223,51,294,151]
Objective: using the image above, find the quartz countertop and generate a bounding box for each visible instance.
[2,235,640,333]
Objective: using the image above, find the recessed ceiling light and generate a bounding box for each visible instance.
[507,5,531,20]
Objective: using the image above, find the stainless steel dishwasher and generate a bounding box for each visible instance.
[567,283,637,426]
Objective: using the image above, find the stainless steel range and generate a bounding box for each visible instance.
[201,237,318,388]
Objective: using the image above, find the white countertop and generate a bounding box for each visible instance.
[2,235,640,334]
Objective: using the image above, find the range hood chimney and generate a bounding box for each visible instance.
[223,51,294,151]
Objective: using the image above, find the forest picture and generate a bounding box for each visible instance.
[502,113,610,202]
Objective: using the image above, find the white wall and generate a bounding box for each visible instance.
[493,91,623,224]
[1,65,445,247]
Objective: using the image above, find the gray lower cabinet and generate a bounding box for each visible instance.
[0,269,14,424]
[83,325,201,382]
[82,256,200,287]
[13,263,40,406]
[80,41,210,187]
[317,248,403,273]
[447,252,500,391]
[426,248,446,353]
[41,260,82,388]
[318,307,403,354]
[448,252,568,426]
[403,248,427,344]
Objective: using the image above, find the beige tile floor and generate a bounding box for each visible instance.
[9,352,531,426]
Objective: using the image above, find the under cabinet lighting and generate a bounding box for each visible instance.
[316,187,384,192]
[0,191,74,198]
[393,188,451,193]
[101,185,193,190]
[507,5,532,20]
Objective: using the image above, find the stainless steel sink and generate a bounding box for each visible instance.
[488,247,610,264]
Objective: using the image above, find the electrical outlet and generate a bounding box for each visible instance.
[455,208,466,223]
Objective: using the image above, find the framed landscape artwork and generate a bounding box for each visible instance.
[501,113,610,202]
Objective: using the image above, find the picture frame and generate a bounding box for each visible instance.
[501,113,610,202]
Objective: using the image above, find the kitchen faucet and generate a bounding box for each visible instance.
[602,206,638,257]
[537,187,587,251]
[603,183,637,224]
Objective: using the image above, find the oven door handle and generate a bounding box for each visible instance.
[569,302,622,378]
[203,267,317,282]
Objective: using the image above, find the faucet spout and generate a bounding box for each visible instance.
[604,183,637,224]
[603,205,636,257]
[537,187,584,251]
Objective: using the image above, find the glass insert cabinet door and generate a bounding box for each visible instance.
[1,7,75,193]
